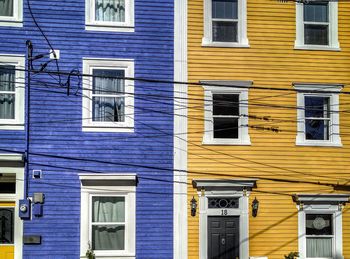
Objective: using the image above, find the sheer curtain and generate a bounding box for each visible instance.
[0,0,13,17]
[92,69,125,122]
[0,66,15,119]
[92,197,125,250]
[306,238,332,257]
[95,0,125,22]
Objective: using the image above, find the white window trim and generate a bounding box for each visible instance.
[294,194,349,259]
[202,84,250,145]
[85,0,134,32]
[0,54,25,130]
[80,174,136,259]
[198,190,250,259]
[0,0,23,27]
[294,84,342,147]
[0,154,24,259]
[295,1,340,51]
[82,58,134,132]
[202,0,249,48]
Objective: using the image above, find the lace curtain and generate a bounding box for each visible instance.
[0,66,15,120]
[92,197,125,250]
[95,0,125,22]
[0,0,13,17]
[92,69,125,122]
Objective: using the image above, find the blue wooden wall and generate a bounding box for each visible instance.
[0,0,174,258]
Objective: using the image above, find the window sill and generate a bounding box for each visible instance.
[202,138,251,146]
[82,126,134,133]
[85,23,135,33]
[0,20,23,27]
[0,124,24,130]
[201,41,250,48]
[296,141,342,147]
[294,44,341,52]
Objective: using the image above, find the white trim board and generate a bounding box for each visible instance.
[173,0,188,257]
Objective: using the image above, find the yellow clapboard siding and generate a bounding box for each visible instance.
[187,0,350,258]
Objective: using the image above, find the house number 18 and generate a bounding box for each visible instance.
[221,209,228,215]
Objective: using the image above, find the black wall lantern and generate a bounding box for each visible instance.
[252,197,259,217]
[190,196,197,217]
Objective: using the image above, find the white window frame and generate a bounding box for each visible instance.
[295,1,339,51]
[82,58,134,133]
[0,55,25,130]
[0,0,23,27]
[295,194,349,259]
[85,0,134,32]
[80,174,136,259]
[203,84,250,145]
[202,0,249,48]
[294,84,342,147]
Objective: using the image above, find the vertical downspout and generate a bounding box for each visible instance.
[24,40,32,198]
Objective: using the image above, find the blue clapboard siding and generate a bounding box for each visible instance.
[0,0,174,257]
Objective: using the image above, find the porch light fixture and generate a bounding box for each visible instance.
[190,196,197,217]
[252,197,259,217]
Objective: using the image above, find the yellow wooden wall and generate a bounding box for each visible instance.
[187,0,350,258]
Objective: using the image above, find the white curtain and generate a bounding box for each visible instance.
[0,66,15,119]
[306,238,332,258]
[93,71,125,122]
[0,0,13,17]
[92,197,125,250]
[95,0,125,22]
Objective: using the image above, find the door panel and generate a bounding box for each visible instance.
[208,216,239,259]
[0,202,15,259]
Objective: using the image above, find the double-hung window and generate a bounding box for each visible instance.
[86,0,134,32]
[294,83,342,147]
[294,194,349,259]
[305,213,333,258]
[82,59,134,132]
[202,0,249,47]
[0,0,23,27]
[295,1,339,50]
[0,55,24,130]
[80,174,136,258]
[202,81,251,145]
[91,196,126,251]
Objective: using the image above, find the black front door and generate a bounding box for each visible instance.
[208,216,239,259]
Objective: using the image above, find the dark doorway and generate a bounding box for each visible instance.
[208,216,239,259]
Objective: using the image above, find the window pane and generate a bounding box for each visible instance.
[213,94,239,116]
[0,66,15,92]
[0,94,15,119]
[306,214,333,235]
[92,225,125,250]
[92,197,125,222]
[92,96,125,122]
[304,2,328,22]
[95,0,125,22]
[212,0,238,19]
[304,24,329,45]
[306,237,332,258]
[0,208,14,244]
[0,0,13,17]
[305,96,330,118]
[212,21,237,42]
[93,69,125,94]
[213,117,238,139]
[305,119,329,140]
